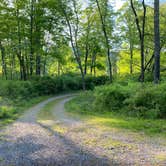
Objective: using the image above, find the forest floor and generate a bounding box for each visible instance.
[0,94,165,166]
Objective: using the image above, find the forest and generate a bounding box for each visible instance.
[0,0,166,165]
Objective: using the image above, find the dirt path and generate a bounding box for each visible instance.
[0,94,165,166]
[0,94,110,166]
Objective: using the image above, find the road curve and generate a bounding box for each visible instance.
[0,94,110,166]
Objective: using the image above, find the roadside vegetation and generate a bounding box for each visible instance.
[0,95,48,128]
[65,81,166,138]
[0,0,165,165]
[0,74,108,126]
[0,0,165,137]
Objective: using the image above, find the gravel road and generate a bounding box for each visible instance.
[0,94,165,166]
[0,94,111,166]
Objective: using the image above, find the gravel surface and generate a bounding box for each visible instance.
[0,94,165,166]
[0,95,111,166]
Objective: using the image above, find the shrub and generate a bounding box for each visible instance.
[60,75,81,90]
[93,76,109,85]
[33,76,58,95]
[0,81,37,99]
[92,82,166,119]
[0,74,108,101]
[93,84,130,111]
[0,106,16,119]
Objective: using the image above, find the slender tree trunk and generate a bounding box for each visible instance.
[84,43,89,75]
[11,54,15,80]
[140,36,145,82]
[95,0,112,82]
[129,43,133,74]
[30,0,34,76]
[16,8,27,80]
[84,49,89,75]
[62,5,85,90]
[35,26,41,76]
[22,57,27,80]
[140,0,146,82]
[90,56,93,76]
[90,52,96,76]
[43,53,47,75]
[36,54,41,75]
[25,54,29,78]
[94,59,96,77]
[84,17,90,75]
[0,41,7,80]
[130,0,146,82]
[154,0,160,84]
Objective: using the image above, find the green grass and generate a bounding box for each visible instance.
[65,93,166,138]
[37,99,59,121]
[37,94,79,121]
[37,97,69,134]
[0,96,50,128]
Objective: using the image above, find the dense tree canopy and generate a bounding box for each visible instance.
[0,2,166,164]
[0,0,165,86]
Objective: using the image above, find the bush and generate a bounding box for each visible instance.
[0,106,16,119]
[0,74,108,101]
[0,81,37,99]
[93,84,130,111]
[33,76,58,95]
[60,75,81,90]
[92,83,166,119]
[125,84,166,118]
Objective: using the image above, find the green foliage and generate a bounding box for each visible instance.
[66,92,93,114]
[0,106,17,119]
[65,93,166,137]
[0,80,37,99]
[93,84,129,111]
[0,74,108,121]
[59,75,82,91]
[125,84,166,118]
[0,95,49,127]
[33,76,58,95]
[89,82,166,119]
[0,75,108,100]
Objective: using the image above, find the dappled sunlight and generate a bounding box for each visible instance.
[0,0,165,164]
[64,94,166,165]
[72,112,166,138]
[87,116,126,126]
[52,124,67,134]
[0,94,166,165]
[155,153,166,162]
[37,120,55,126]
[0,116,112,165]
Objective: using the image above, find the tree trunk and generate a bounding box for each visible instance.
[84,18,90,75]
[36,54,41,75]
[129,39,133,74]
[0,41,7,80]
[95,0,112,82]
[10,54,15,80]
[84,44,89,75]
[154,0,160,84]
[43,53,47,75]
[62,4,86,90]
[130,0,146,82]
[30,0,34,76]
[17,8,27,80]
